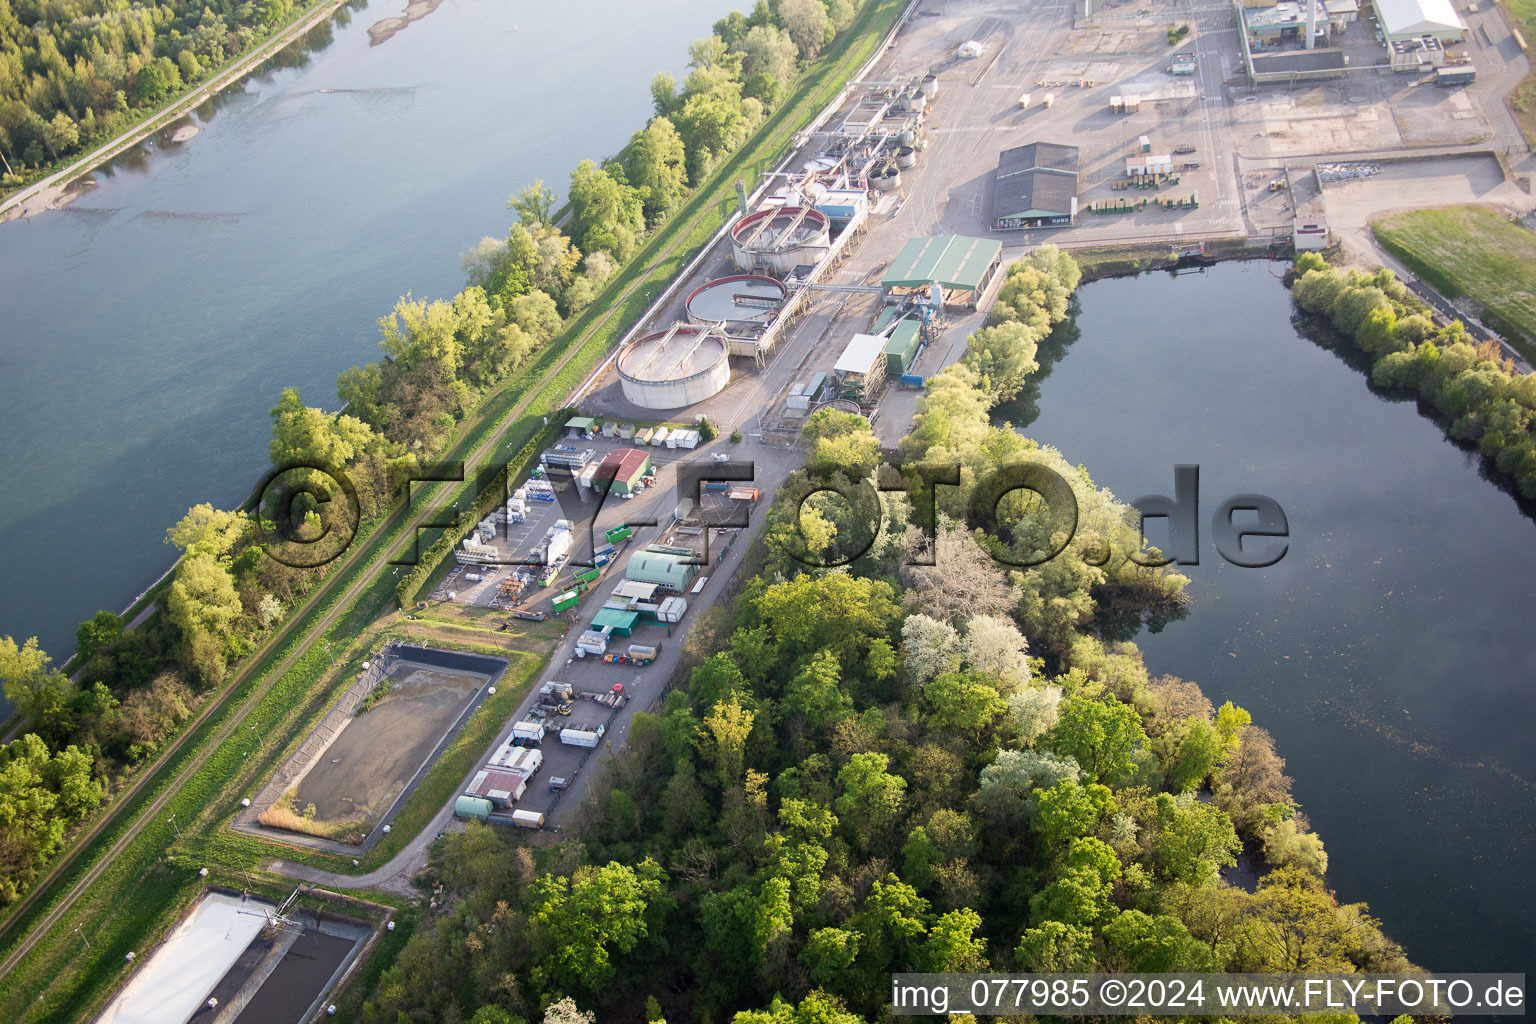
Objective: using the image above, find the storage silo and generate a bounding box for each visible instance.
[616,324,732,409]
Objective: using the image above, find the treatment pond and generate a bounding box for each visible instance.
[1013,260,1535,972]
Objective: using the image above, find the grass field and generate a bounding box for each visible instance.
[1373,205,1536,361]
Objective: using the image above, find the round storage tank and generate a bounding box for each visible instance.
[730,206,832,274]
[685,274,787,327]
[617,325,732,409]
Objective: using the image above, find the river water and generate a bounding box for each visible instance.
[1017,261,1535,972]
[0,0,731,660]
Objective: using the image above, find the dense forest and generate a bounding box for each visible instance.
[0,0,327,183]
[0,0,873,913]
[354,250,1411,1024]
[1290,251,1536,499]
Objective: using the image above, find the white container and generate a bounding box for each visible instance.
[511,809,545,829]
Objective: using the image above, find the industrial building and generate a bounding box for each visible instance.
[992,143,1080,228]
[616,323,732,409]
[1372,0,1464,39]
[592,447,651,496]
[833,333,891,404]
[625,550,699,591]
[881,235,1003,308]
[591,607,639,636]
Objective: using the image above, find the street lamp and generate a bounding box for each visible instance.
[73,923,91,950]
[168,814,180,839]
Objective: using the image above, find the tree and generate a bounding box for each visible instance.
[543,997,596,1024]
[976,750,1079,823]
[922,908,989,971]
[0,637,73,736]
[1033,778,1116,850]
[924,672,1005,743]
[783,649,852,734]
[702,696,756,790]
[508,179,558,226]
[1102,910,1213,971]
[625,117,688,223]
[1165,716,1225,792]
[835,752,907,846]
[568,159,644,260]
[1151,793,1241,885]
[800,927,859,986]
[76,611,124,664]
[736,25,797,95]
[1015,921,1096,970]
[1045,694,1146,785]
[1263,818,1328,876]
[778,0,829,57]
[1238,866,1353,971]
[530,860,666,995]
[1007,685,1061,746]
[961,614,1031,692]
[650,72,678,118]
[672,93,749,182]
[961,320,1041,404]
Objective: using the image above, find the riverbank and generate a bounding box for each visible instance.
[368,0,448,46]
[0,0,349,226]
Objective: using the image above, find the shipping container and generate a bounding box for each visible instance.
[659,595,688,623]
[651,428,671,446]
[552,590,579,613]
[606,524,633,543]
[627,644,659,665]
[573,567,601,585]
[884,319,923,376]
[561,723,607,747]
[512,719,546,743]
[455,795,493,821]
[511,809,545,829]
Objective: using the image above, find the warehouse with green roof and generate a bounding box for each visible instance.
[880,235,1003,308]
[625,550,698,591]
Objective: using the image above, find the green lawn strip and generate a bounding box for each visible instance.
[1373,205,1536,362]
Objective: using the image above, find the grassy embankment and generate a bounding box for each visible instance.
[1373,204,1536,362]
[0,1,909,1018]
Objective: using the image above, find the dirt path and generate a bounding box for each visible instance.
[0,0,348,225]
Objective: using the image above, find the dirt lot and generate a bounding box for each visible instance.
[292,663,483,827]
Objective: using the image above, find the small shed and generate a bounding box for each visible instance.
[612,580,661,602]
[592,608,640,636]
[563,416,597,438]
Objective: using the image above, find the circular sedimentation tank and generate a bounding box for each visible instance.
[896,146,917,169]
[617,325,731,409]
[730,206,831,274]
[685,274,787,326]
[870,165,902,191]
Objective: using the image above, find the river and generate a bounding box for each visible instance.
[0,0,732,662]
[1015,260,1535,972]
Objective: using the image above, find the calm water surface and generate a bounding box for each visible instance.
[1020,261,1536,971]
[0,0,732,658]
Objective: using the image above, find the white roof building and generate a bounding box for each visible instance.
[1371,0,1464,39]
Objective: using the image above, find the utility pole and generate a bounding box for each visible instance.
[73,924,91,950]
[168,814,180,839]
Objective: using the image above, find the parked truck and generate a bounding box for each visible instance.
[560,722,607,748]
[512,719,546,745]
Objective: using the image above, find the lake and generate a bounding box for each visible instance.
[0,0,732,661]
[1017,260,1536,971]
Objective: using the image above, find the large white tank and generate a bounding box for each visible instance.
[617,325,732,410]
[729,206,832,274]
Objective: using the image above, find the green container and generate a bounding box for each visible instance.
[606,525,633,543]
